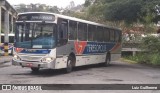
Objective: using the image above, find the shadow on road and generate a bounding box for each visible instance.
[11,63,108,77]
[32,63,107,76]
[11,61,159,77]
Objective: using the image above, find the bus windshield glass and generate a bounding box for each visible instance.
[15,22,56,49]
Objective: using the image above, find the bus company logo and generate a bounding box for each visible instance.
[2,85,12,90]
[74,41,87,54]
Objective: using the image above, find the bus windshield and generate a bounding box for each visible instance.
[15,22,56,49]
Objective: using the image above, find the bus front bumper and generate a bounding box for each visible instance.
[12,59,55,69]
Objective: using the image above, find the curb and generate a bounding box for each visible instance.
[0,61,10,65]
[0,56,12,65]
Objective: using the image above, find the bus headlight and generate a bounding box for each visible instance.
[46,58,52,62]
[13,55,21,60]
[41,57,54,63]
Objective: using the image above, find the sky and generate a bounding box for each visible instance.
[6,0,85,8]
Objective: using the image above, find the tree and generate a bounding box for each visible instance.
[49,6,59,13]
[84,0,160,25]
[104,0,142,24]
[84,0,95,7]
[15,3,60,13]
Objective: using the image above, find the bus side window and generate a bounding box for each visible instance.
[59,22,68,39]
[69,21,77,40]
[104,28,110,42]
[58,20,68,45]
[88,25,95,41]
[115,31,120,42]
[110,30,115,42]
[78,23,87,41]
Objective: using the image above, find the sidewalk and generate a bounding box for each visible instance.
[0,56,12,64]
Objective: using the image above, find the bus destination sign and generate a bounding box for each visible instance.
[17,13,55,21]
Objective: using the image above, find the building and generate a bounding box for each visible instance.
[0,0,17,43]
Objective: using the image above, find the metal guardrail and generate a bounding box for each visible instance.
[122,42,141,48]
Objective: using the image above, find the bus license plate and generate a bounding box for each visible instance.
[26,63,33,67]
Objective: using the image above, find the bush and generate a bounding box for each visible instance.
[150,53,160,65]
[125,36,160,66]
[125,53,150,64]
[140,36,160,53]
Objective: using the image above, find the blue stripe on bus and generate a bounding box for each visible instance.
[20,49,51,54]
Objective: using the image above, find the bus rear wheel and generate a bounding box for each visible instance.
[66,57,73,73]
[31,67,39,73]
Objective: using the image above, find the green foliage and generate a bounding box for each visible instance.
[84,0,160,25]
[105,0,142,24]
[125,53,160,65]
[125,36,160,66]
[150,53,160,65]
[125,53,150,64]
[139,36,160,65]
[140,36,160,53]
[15,4,60,13]
[84,0,92,7]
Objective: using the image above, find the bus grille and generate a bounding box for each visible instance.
[20,56,42,62]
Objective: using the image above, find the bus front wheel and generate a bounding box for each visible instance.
[66,57,73,73]
[31,67,39,73]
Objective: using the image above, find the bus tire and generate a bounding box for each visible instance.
[31,67,39,73]
[104,54,110,67]
[66,56,73,73]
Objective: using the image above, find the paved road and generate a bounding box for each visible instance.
[0,56,160,93]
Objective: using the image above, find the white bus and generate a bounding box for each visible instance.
[12,12,122,73]
[0,33,14,55]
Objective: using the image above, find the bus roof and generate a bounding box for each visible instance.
[18,12,121,31]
